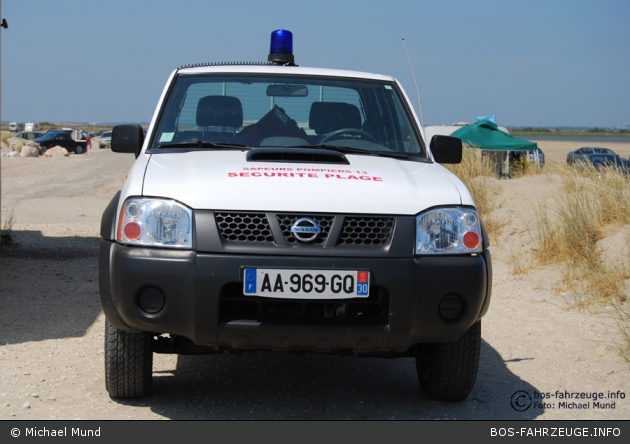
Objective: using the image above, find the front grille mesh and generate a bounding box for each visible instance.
[216,213,274,242]
[214,212,395,246]
[338,217,394,245]
[277,215,334,244]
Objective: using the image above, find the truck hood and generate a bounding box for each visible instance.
[141,151,465,215]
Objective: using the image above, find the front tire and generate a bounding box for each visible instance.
[416,320,481,402]
[104,319,153,399]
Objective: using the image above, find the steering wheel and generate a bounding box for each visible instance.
[320,128,378,144]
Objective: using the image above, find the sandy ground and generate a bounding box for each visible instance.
[0,141,629,420]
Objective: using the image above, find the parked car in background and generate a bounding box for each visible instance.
[567,146,616,164]
[12,131,45,140]
[99,131,112,148]
[567,147,626,172]
[33,129,88,154]
[24,122,41,132]
[9,122,24,132]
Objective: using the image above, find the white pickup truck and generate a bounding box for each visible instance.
[100,30,492,402]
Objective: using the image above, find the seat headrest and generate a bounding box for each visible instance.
[196,96,243,128]
[309,102,361,135]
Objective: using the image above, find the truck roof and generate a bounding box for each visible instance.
[176,63,396,83]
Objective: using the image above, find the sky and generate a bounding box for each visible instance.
[1,0,629,128]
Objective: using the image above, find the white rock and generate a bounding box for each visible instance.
[43,146,69,157]
[20,145,40,157]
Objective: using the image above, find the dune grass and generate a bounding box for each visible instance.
[532,163,630,304]
[517,161,630,361]
[1,131,15,144]
[615,303,630,362]
[0,208,16,247]
[510,156,543,178]
[445,145,504,239]
[449,151,630,360]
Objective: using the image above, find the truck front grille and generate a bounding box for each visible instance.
[215,212,274,242]
[212,211,396,248]
[337,217,394,246]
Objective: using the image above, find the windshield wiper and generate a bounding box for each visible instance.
[293,144,418,160]
[157,141,250,149]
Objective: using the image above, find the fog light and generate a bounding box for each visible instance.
[439,294,464,321]
[138,287,165,314]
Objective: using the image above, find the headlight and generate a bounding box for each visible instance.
[415,208,482,254]
[117,197,192,248]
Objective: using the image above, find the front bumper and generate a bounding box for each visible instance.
[99,240,492,354]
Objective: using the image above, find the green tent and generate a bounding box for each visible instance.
[451,120,537,151]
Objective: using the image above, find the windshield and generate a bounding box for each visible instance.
[590,154,622,166]
[38,132,63,141]
[151,73,427,158]
[581,147,615,155]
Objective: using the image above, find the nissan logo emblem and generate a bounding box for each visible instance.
[290,218,321,242]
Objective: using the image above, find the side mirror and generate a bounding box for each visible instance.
[430,135,462,164]
[111,125,144,157]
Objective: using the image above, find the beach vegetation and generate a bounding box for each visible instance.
[0,208,16,247]
[530,162,630,360]
[444,145,504,239]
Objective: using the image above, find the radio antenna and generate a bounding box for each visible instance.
[402,38,424,127]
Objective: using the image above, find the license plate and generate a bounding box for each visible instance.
[243,268,370,299]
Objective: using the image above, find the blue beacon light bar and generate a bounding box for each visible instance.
[268,29,295,65]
